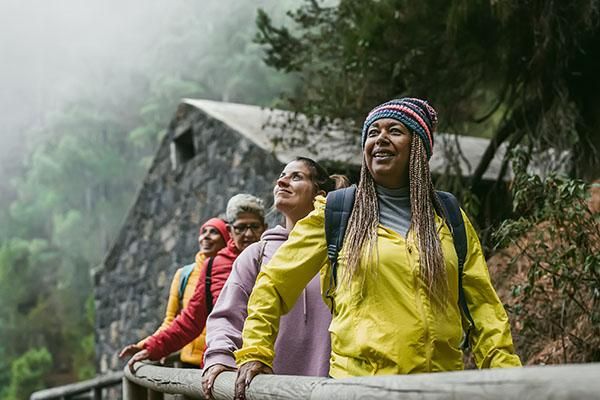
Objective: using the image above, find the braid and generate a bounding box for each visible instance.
[339,160,379,288]
[339,137,448,304]
[409,139,448,303]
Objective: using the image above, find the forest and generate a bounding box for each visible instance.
[0,1,598,399]
[0,1,294,398]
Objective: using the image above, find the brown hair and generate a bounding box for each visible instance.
[295,157,350,193]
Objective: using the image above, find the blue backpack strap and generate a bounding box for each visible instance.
[436,190,475,349]
[178,263,196,302]
[324,186,357,310]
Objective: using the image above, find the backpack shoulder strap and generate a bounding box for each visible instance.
[257,240,268,267]
[436,191,467,266]
[205,256,216,315]
[325,186,357,286]
[436,190,475,348]
[178,263,196,302]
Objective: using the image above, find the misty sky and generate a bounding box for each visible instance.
[0,0,213,164]
[0,0,181,137]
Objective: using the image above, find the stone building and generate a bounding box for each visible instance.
[93,98,508,373]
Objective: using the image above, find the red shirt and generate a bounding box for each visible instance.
[143,239,240,360]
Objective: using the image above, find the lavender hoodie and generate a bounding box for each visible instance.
[203,225,331,376]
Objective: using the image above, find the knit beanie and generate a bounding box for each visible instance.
[361,98,438,159]
[200,218,230,243]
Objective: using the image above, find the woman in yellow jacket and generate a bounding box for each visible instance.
[122,218,229,367]
[234,98,521,397]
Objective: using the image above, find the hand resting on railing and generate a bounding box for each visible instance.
[119,343,151,373]
[234,361,273,400]
[202,364,236,399]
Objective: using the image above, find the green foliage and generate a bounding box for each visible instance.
[256,0,600,181]
[127,0,295,149]
[4,347,52,400]
[0,237,84,387]
[0,0,295,391]
[0,347,11,399]
[73,296,96,380]
[493,148,600,362]
[73,333,96,380]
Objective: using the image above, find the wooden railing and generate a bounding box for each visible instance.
[30,371,123,400]
[122,362,600,400]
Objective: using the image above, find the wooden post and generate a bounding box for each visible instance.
[122,375,146,400]
[148,390,165,400]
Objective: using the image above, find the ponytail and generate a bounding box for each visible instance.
[295,157,349,194]
[330,174,350,190]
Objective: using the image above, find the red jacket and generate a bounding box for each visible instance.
[143,239,240,360]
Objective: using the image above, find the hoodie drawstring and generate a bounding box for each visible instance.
[303,289,307,323]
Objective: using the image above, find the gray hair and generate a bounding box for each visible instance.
[225,193,265,223]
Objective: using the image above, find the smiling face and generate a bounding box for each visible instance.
[228,212,266,252]
[364,118,413,188]
[198,225,226,257]
[273,160,322,223]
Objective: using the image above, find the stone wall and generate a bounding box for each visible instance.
[93,102,284,373]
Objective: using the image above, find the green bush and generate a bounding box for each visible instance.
[493,148,600,363]
[5,347,53,400]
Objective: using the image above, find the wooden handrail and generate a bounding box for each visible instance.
[30,370,123,400]
[29,353,184,400]
[122,362,600,400]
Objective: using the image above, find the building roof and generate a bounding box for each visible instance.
[184,98,508,181]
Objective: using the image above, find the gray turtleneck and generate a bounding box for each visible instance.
[376,184,411,238]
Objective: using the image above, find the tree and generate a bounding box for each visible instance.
[0,0,296,390]
[256,0,600,182]
[493,148,600,363]
[4,348,52,400]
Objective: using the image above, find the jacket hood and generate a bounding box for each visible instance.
[260,225,289,243]
[218,239,241,261]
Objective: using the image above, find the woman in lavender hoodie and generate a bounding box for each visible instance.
[201,157,348,398]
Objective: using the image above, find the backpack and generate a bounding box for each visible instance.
[324,186,475,349]
[178,257,216,314]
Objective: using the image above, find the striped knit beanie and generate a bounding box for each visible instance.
[361,98,438,159]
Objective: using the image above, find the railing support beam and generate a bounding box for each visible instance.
[123,375,147,400]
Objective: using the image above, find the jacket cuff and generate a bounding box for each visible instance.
[142,337,162,361]
[203,353,237,373]
[489,351,523,368]
[234,346,275,369]
[136,337,148,348]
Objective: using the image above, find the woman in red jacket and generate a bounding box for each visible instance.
[134,217,229,368]
[119,193,267,371]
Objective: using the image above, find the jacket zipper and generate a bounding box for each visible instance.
[410,241,432,371]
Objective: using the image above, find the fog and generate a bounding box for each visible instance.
[2,1,172,154]
[0,0,288,175]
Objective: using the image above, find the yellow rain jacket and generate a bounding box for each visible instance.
[138,251,207,366]
[235,197,521,377]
